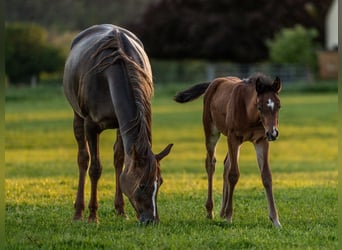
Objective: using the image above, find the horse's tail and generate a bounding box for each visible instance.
[174,82,210,103]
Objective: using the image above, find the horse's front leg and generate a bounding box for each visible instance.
[254,140,281,228]
[113,130,126,217]
[73,113,89,220]
[85,118,102,223]
[221,135,241,223]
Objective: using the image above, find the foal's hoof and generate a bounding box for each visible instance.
[271,218,282,228]
[206,212,214,219]
[226,217,233,224]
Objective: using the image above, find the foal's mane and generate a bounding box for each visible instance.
[244,73,276,94]
[244,73,272,85]
[88,28,156,188]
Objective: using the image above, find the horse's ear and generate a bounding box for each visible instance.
[155,144,173,162]
[272,76,282,93]
[255,78,264,95]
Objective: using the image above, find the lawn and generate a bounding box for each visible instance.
[5,83,337,249]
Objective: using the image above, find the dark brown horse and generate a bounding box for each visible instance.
[174,73,281,227]
[63,24,173,224]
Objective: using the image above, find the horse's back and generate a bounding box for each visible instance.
[65,24,147,76]
[63,24,151,121]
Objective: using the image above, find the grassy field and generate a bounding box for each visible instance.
[5,83,337,249]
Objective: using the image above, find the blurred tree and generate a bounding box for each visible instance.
[128,0,332,62]
[5,23,65,84]
[5,0,154,31]
[267,25,319,69]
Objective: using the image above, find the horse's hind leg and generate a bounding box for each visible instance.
[73,112,90,220]
[85,117,102,223]
[204,123,220,219]
[113,130,126,217]
[254,140,281,228]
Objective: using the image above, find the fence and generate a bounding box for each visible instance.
[150,59,311,85]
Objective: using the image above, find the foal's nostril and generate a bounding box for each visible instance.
[266,129,279,141]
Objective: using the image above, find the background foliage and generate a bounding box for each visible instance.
[267,25,319,70]
[6,0,332,63]
[128,0,332,61]
[5,22,64,84]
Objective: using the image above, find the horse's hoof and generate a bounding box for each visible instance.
[117,213,129,220]
[87,216,99,223]
[73,213,83,221]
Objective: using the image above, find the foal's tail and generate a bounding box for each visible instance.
[174,82,210,103]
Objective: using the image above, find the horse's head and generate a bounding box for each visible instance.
[255,76,282,141]
[120,144,173,224]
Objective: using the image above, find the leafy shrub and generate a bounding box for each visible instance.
[267,24,319,70]
[5,22,65,84]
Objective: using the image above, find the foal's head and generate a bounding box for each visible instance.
[255,76,282,141]
[120,144,173,224]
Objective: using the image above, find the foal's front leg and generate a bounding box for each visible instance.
[113,130,126,217]
[221,135,241,223]
[254,140,281,227]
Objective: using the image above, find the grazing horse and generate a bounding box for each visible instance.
[174,73,282,227]
[63,24,173,224]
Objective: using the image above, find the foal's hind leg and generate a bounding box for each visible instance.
[85,118,102,223]
[204,124,220,219]
[113,130,126,217]
[220,153,229,218]
[254,140,281,228]
[73,112,90,220]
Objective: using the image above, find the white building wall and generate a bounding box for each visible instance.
[326,0,338,50]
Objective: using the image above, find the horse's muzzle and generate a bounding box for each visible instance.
[266,128,279,141]
[139,213,159,225]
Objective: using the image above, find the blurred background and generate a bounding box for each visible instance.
[5,0,338,87]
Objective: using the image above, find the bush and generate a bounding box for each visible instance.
[267,24,319,70]
[5,22,65,84]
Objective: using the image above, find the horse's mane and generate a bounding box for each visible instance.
[88,29,156,189]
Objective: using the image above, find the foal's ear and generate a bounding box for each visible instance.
[272,76,282,93]
[155,144,173,162]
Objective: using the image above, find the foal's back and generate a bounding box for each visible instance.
[204,76,256,136]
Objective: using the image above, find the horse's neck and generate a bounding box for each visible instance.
[121,115,152,155]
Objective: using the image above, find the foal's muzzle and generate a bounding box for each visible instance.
[266,128,279,141]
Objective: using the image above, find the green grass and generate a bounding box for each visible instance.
[5,84,337,249]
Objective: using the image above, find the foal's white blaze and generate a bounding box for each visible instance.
[152,179,158,217]
[267,98,275,111]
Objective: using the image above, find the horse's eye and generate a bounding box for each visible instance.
[139,184,146,190]
[257,105,262,111]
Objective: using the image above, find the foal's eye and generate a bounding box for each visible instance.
[257,105,262,111]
